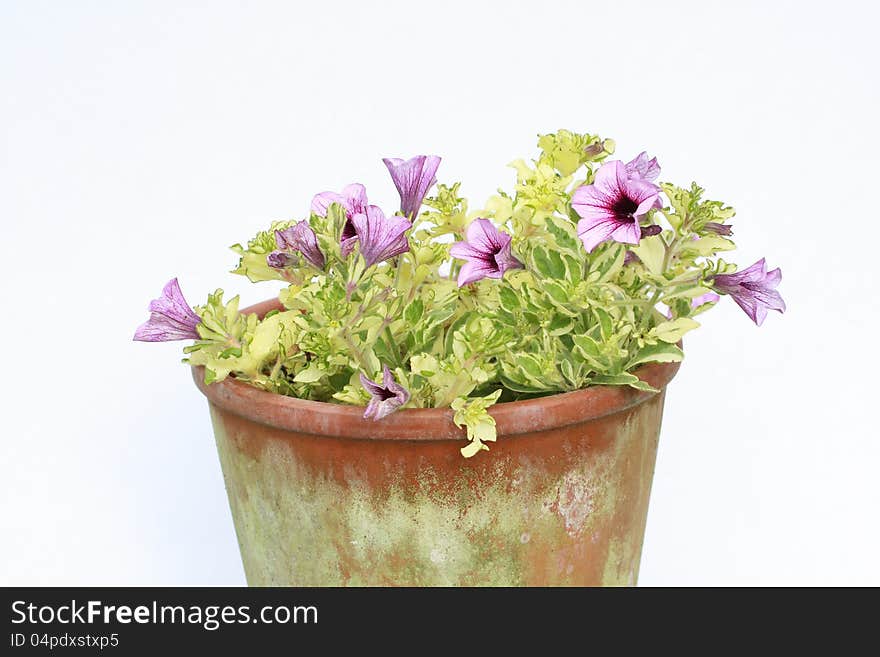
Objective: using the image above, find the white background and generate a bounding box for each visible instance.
[2,1,878,586]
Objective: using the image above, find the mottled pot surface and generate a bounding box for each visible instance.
[193,298,679,586]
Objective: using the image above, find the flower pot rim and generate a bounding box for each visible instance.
[191,298,680,441]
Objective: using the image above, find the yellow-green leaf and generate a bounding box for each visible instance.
[650,318,700,343]
[631,235,666,276]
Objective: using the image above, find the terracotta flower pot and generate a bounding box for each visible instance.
[193,298,679,586]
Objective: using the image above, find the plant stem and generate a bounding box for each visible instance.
[639,288,662,332]
[384,324,401,367]
[341,332,370,372]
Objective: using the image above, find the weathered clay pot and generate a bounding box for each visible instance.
[193,298,679,586]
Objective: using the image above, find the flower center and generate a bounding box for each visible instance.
[476,248,502,273]
[342,218,357,241]
[612,196,639,222]
[376,387,397,401]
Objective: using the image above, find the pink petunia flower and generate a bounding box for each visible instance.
[351,205,412,267]
[712,258,785,325]
[268,220,325,270]
[311,183,368,257]
[383,155,441,219]
[572,160,663,253]
[360,365,410,420]
[133,278,201,342]
[449,218,523,287]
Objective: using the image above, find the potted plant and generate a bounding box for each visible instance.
[135,130,784,586]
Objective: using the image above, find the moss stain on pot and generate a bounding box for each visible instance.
[208,390,667,586]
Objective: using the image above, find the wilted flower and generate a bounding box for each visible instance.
[449,218,523,287]
[133,278,201,342]
[625,151,660,182]
[268,220,325,270]
[383,155,441,219]
[311,183,368,257]
[351,205,412,267]
[623,250,641,266]
[704,222,733,236]
[640,224,662,238]
[572,160,663,253]
[360,365,410,420]
[266,251,295,269]
[712,258,785,325]
[583,140,606,159]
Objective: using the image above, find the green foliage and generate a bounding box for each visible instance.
[186,129,745,457]
[421,183,469,237]
[536,129,614,176]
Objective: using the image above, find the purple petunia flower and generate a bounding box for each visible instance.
[383,155,441,219]
[712,258,786,326]
[360,365,410,420]
[351,205,412,267]
[133,278,201,342]
[572,160,663,253]
[268,220,325,270]
[449,218,523,286]
[311,183,368,257]
[625,151,660,182]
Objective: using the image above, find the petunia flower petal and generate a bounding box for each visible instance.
[609,221,642,245]
[624,151,660,182]
[457,260,496,286]
[591,160,627,197]
[310,183,368,218]
[449,241,484,261]
[691,292,720,309]
[577,216,623,253]
[310,191,346,217]
[465,218,504,253]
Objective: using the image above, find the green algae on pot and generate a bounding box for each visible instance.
[194,298,679,587]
